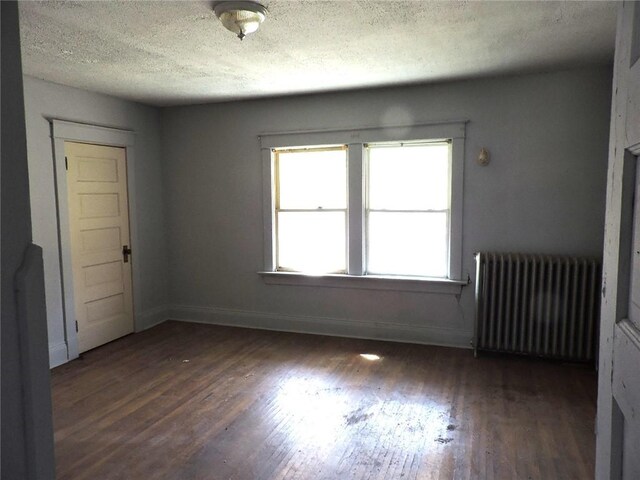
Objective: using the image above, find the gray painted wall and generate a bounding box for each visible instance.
[161,67,612,346]
[23,76,169,367]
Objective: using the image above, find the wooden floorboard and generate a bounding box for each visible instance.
[51,321,596,480]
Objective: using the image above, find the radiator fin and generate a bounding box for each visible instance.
[474,253,601,362]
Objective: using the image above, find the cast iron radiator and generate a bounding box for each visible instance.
[473,252,601,362]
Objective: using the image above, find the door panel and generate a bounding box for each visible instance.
[65,142,133,353]
[80,227,121,254]
[612,321,640,479]
[78,193,120,218]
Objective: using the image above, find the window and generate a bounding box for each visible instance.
[275,146,348,273]
[260,122,466,291]
[366,142,450,277]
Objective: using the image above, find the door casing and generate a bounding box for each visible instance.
[51,119,140,362]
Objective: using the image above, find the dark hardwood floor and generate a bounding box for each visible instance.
[51,321,596,480]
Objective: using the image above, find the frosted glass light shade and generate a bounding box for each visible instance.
[214,1,267,40]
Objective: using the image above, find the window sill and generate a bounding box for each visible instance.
[258,271,468,294]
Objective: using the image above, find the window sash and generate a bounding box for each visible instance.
[274,145,348,273]
[367,208,448,213]
[365,210,450,277]
[277,208,347,213]
[364,140,450,148]
[365,141,452,212]
[364,142,452,277]
[275,210,348,273]
[274,145,348,211]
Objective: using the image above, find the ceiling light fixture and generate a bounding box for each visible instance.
[214,1,267,41]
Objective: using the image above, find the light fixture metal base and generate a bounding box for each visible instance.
[214,1,267,40]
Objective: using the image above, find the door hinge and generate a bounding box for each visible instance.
[75,320,78,332]
[65,156,68,171]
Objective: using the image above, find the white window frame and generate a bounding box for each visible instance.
[259,121,467,294]
[364,140,453,278]
[273,145,349,274]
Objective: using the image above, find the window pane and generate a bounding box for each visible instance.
[367,212,448,277]
[278,211,346,273]
[278,149,347,209]
[368,144,449,210]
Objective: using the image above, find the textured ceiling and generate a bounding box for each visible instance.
[19,1,616,107]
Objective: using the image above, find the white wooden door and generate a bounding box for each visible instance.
[599,2,640,479]
[65,142,134,353]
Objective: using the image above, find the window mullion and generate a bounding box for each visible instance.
[263,148,276,271]
[448,137,465,280]
[347,143,365,275]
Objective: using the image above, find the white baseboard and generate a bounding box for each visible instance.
[49,342,68,368]
[169,304,472,349]
[137,305,169,332]
[48,306,168,369]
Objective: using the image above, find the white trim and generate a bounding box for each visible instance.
[258,120,467,149]
[258,271,466,294]
[51,119,139,362]
[137,305,169,331]
[449,136,465,280]
[262,147,276,271]
[347,143,365,275]
[48,342,68,369]
[169,304,472,348]
[51,119,135,146]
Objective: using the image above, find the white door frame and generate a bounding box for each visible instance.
[51,119,139,361]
